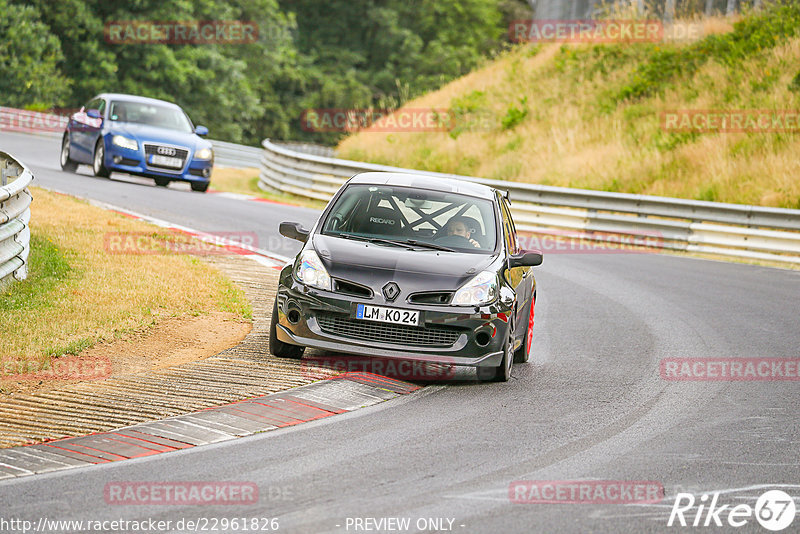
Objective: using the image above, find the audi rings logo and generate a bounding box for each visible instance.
[157,146,177,156]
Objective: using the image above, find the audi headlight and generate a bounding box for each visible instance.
[452,271,498,306]
[111,135,138,150]
[295,250,331,291]
[195,147,213,160]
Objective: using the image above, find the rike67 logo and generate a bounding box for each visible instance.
[668,489,796,531]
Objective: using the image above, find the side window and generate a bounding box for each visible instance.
[84,98,102,112]
[498,196,519,254]
[97,99,106,114]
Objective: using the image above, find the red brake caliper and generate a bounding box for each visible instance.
[525,296,535,354]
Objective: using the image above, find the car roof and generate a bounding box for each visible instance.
[349,172,499,201]
[95,93,182,109]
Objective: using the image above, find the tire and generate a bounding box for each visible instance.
[269,298,304,359]
[514,292,535,363]
[92,139,110,177]
[154,178,170,187]
[60,135,78,172]
[477,325,513,382]
[190,181,209,193]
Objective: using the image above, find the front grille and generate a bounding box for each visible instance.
[144,144,188,170]
[316,312,461,347]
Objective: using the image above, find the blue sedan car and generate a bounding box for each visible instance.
[59,93,214,192]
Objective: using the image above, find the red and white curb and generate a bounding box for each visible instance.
[0,373,420,478]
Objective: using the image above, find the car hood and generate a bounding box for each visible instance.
[109,123,207,150]
[312,235,498,292]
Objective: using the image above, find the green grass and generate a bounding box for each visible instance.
[1,233,73,312]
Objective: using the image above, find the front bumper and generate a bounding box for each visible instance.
[275,273,512,368]
[104,141,212,183]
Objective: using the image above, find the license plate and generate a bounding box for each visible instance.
[150,154,183,168]
[355,304,420,326]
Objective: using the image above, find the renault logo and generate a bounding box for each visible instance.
[157,146,177,156]
[382,282,400,302]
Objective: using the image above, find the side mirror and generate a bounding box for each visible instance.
[195,125,209,136]
[86,109,102,119]
[280,222,310,243]
[509,249,543,268]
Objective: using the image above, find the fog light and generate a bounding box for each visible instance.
[475,332,491,347]
[113,155,122,164]
[287,310,301,324]
[202,167,211,178]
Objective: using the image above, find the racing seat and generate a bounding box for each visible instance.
[459,216,485,247]
[353,206,406,236]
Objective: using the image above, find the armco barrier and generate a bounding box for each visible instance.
[0,151,33,288]
[259,139,800,265]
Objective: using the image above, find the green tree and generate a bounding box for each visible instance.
[0,0,71,108]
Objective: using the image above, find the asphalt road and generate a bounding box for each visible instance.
[1,131,799,534]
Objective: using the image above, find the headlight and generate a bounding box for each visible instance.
[295,250,331,291]
[195,147,213,160]
[452,271,498,306]
[111,135,138,150]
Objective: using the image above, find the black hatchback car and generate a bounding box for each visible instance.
[270,172,542,381]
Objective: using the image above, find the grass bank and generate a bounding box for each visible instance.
[0,187,251,371]
[338,4,800,208]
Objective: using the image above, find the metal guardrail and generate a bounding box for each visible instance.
[0,151,33,289]
[259,139,800,265]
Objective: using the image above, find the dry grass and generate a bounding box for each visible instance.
[0,187,251,366]
[338,23,800,208]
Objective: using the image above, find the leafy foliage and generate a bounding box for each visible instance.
[1,0,520,144]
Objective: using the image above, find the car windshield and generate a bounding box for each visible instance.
[321,184,497,253]
[108,101,193,133]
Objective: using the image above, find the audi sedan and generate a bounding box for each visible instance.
[59,93,213,192]
[270,172,543,382]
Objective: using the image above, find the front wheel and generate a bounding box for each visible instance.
[190,181,209,192]
[269,298,304,359]
[60,135,78,172]
[477,327,513,382]
[154,177,170,187]
[514,292,535,363]
[92,140,110,177]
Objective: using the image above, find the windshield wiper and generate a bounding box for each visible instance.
[397,240,456,252]
[335,233,417,250]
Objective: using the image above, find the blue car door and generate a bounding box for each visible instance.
[69,98,105,162]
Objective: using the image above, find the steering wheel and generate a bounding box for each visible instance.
[434,234,473,248]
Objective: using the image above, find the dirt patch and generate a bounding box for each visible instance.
[1,312,250,397]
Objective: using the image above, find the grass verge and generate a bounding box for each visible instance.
[0,187,251,370]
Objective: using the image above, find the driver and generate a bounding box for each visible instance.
[441,217,480,248]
